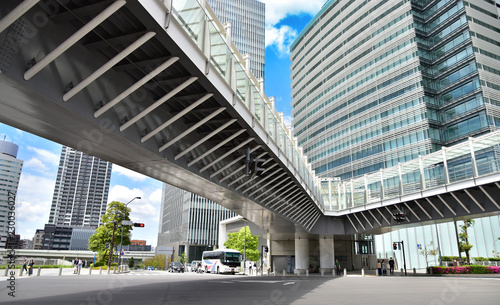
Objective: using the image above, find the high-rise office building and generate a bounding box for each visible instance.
[290,0,500,267]
[207,0,266,79]
[291,0,500,180]
[48,146,112,228]
[0,139,23,248]
[158,184,237,261]
[158,0,265,260]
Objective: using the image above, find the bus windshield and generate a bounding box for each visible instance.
[224,252,240,263]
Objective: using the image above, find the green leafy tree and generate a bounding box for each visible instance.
[418,241,439,268]
[179,252,188,265]
[144,254,167,270]
[128,257,135,268]
[88,201,132,266]
[224,226,259,261]
[459,219,475,264]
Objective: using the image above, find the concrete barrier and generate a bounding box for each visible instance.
[89,267,92,275]
[4,268,8,276]
[283,270,286,276]
[37,267,41,276]
[100,266,103,274]
[343,268,347,277]
[306,270,309,277]
[321,269,324,276]
[362,268,365,277]
[59,267,63,276]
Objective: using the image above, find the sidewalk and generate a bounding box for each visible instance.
[1,267,126,278]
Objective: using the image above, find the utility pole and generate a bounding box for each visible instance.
[108,221,117,269]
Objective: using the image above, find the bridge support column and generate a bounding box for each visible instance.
[295,235,309,275]
[319,234,334,274]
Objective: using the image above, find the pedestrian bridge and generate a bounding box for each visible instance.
[1,0,500,236]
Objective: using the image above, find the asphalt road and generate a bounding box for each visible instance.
[1,270,499,305]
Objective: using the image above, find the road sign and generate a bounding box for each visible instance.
[122,220,133,225]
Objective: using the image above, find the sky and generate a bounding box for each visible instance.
[0,0,325,247]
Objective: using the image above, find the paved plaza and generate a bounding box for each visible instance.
[1,269,499,304]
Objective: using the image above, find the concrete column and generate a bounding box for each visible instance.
[319,234,335,274]
[295,236,309,274]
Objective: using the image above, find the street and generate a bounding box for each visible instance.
[1,270,499,304]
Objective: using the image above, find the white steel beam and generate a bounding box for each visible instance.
[258,181,294,202]
[425,197,444,218]
[120,77,198,131]
[404,202,421,221]
[479,185,500,209]
[199,138,254,172]
[368,209,382,227]
[141,93,213,142]
[64,32,156,101]
[189,129,247,167]
[414,200,432,220]
[377,209,391,225]
[247,172,286,197]
[346,215,359,233]
[450,192,471,214]
[209,145,261,178]
[177,119,238,161]
[24,0,126,80]
[464,189,485,212]
[0,0,39,34]
[360,211,374,229]
[437,194,457,216]
[238,166,280,192]
[94,57,179,118]
[159,107,226,152]
[353,213,366,231]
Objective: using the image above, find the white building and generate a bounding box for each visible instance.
[0,140,23,248]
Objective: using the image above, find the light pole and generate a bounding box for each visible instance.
[243,218,247,275]
[119,197,141,267]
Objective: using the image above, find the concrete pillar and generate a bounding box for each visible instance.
[295,236,309,274]
[319,234,334,274]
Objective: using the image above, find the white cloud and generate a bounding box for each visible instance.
[27,146,59,165]
[261,0,325,26]
[265,25,297,57]
[15,173,56,239]
[262,0,324,57]
[113,165,148,182]
[24,146,60,174]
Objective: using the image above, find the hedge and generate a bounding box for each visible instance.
[429,265,500,274]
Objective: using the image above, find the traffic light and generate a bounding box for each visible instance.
[133,223,145,227]
[393,242,398,250]
[252,158,265,178]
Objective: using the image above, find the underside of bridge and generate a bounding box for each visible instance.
[0,0,327,235]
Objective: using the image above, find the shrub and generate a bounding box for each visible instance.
[441,256,460,261]
[473,257,487,262]
[94,261,106,267]
[429,265,496,274]
[488,257,500,261]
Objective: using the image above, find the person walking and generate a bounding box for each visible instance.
[382,260,387,276]
[22,257,28,275]
[335,259,341,276]
[377,260,382,276]
[28,259,34,276]
[388,257,395,275]
[78,258,83,274]
[73,258,78,274]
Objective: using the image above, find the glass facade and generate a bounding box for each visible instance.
[48,146,112,228]
[291,0,500,181]
[207,0,266,79]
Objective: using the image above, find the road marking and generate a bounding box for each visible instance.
[283,282,295,285]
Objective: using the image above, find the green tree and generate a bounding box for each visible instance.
[179,252,188,265]
[459,219,475,264]
[128,257,135,268]
[88,201,132,266]
[418,241,439,268]
[144,254,167,270]
[224,226,259,261]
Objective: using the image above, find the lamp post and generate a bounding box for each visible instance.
[243,218,247,275]
[118,197,141,267]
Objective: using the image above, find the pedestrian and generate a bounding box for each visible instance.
[28,259,34,276]
[377,260,382,276]
[249,262,252,274]
[83,259,87,268]
[388,257,395,275]
[382,260,387,276]
[335,259,341,276]
[22,257,28,275]
[78,258,83,273]
[73,258,78,274]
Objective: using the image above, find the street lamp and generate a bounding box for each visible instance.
[242,218,247,275]
[118,197,141,267]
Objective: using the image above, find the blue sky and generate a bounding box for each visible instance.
[1,0,324,247]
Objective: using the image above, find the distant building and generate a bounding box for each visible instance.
[21,239,33,249]
[32,229,44,250]
[48,146,112,228]
[0,139,23,248]
[41,224,72,250]
[5,233,21,249]
[69,228,95,251]
[131,240,146,246]
[207,0,265,79]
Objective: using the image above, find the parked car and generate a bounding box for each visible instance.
[168,262,185,273]
[146,266,154,271]
[191,260,202,272]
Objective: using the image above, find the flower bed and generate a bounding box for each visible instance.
[429,265,500,274]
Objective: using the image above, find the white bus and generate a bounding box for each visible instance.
[202,249,241,274]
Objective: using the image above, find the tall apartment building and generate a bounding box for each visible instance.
[207,0,266,79]
[0,139,23,248]
[48,146,112,228]
[158,184,237,261]
[290,0,500,267]
[158,0,265,261]
[291,0,500,180]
